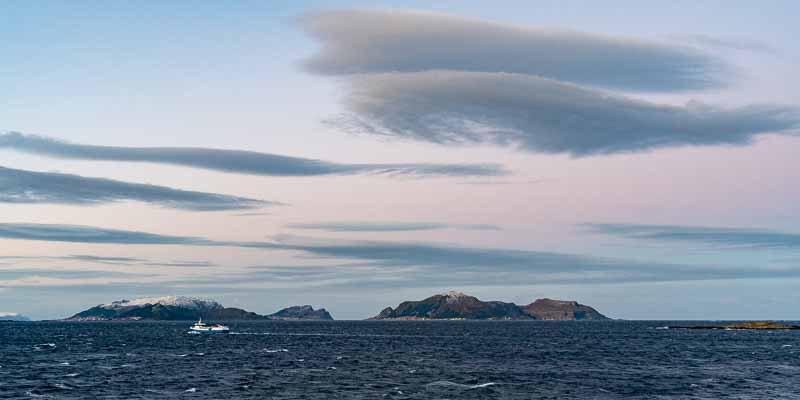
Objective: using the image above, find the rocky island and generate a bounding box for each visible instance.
[668,321,800,330]
[370,291,609,320]
[66,296,333,321]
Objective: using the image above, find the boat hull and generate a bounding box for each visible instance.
[189,327,229,334]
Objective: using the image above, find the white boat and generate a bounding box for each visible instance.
[188,318,230,334]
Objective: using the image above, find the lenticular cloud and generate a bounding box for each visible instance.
[301,9,800,155]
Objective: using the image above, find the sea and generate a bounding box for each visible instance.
[1,320,798,399]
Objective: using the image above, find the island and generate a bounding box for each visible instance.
[668,321,800,330]
[369,291,609,320]
[65,296,333,321]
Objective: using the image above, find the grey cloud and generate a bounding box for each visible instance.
[0,132,506,177]
[333,71,798,156]
[301,9,726,91]
[0,165,273,211]
[287,221,500,232]
[586,223,800,250]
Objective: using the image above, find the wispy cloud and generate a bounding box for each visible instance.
[673,34,776,54]
[0,165,274,211]
[331,71,798,156]
[0,132,506,177]
[0,223,223,246]
[301,9,726,91]
[586,223,800,250]
[0,254,216,268]
[287,221,500,232]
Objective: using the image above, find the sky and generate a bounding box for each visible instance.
[1,0,799,320]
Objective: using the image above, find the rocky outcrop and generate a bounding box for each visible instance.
[523,298,609,320]
[66,296,334,321]
[268,305,333,320]
[371,292,609,320]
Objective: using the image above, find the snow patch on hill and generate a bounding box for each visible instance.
[442,291,470,303]
[102,296,223,310]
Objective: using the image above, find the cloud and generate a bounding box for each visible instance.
[331,71,798,156]
[62,255,145,265]
[2,222,796,286]
[0,165,273,211]
[0,254,215,268]
[287,221,500,232]
[301,9,798,156]
[0,132,506,177]
[301,9,726,91]
[0,269,143,280]
[586,223,800,250]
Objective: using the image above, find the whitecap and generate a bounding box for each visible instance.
[426,381,497,390]
[65,373,79,377]
[184,387,197,393]
[264,348,288,353]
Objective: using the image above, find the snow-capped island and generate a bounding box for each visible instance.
[65,296,333,321]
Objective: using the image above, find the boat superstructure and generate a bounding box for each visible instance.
[189,318,230,334]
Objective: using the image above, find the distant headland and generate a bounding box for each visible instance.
[370,291,609,320]
[0,312,30,322]
[65,296,333,321]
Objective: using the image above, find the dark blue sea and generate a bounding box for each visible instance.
[1,321,798,399]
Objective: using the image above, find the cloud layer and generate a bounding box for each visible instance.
[334,71,798,156]
[1,222,795,286]
[587,223,800,250]
[0,132,505,177]
[0,166,273,211]
[301,9,725,91]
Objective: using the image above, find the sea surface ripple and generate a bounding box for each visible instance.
[1,320,798,399]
